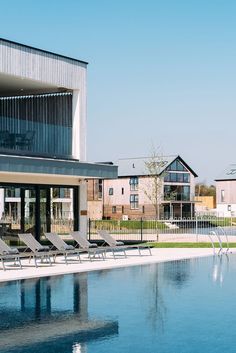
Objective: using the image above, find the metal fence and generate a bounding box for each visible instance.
[88,216,236,242]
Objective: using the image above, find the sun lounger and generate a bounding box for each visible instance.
[44,232,82,264]
[18,233,52,267]
[71,231,105,261]
[0,238,22,270]
[98,230,152,258]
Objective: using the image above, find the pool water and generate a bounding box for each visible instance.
[1,255,236,353]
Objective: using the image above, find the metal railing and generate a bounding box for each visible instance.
[88,215,236,242]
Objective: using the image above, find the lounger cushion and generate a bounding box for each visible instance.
[37,246,50,252]
[116,241,124,246]
[64,245,75,251]
[5,248,19,254]
[89,244,98,248]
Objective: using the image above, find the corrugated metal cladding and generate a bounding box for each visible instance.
[0,39,87,89]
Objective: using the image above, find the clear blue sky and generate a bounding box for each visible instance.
[0,0,235,183]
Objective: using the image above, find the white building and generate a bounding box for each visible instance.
[216,164,236,217]
[0,38,117,239]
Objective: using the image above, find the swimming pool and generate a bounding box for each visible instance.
[0,255,236,353]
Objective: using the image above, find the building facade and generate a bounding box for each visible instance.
[88,156,197,220]
[0,38,117,239]
[216,164,236,217]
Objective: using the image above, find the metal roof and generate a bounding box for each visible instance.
[0,38,88,65]
[215,164,236,181]
[0,154,117,179]
[117,155,197,177]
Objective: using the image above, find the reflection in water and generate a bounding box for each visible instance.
[145,264,167,332]
[211,254,230,285]
[0,274,118,353]
[164,259,191,288]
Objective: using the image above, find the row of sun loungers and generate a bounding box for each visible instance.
[0,231,152,270]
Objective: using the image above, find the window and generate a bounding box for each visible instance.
[164,185,190,201]
[221,190,225,203]
[121,187,124,195]
[164,172,190,183]
[112,206,116,213]
[109,188,114,195]
[130,194,139,209]
[98,180,103,199]
[167,159,187,171]
[5,188,20,198]
[228,205,231,211]
[130,177,138,191]
[122,206,124,213]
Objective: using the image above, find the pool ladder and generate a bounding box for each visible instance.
[208,226,231,256]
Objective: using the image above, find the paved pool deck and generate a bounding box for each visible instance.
[1,247,235,283]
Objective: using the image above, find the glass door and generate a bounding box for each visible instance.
[39,187,51,236]
[24,188,36,234]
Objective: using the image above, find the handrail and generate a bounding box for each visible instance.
[208,231,216,255]
[217,226,230,254]
[209,231,224,255]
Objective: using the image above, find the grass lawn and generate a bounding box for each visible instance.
[147,242,236,248]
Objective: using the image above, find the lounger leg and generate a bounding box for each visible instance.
[137,246,141,256]
[78,252,82,263]
[48,255,52,266]
[1,258,5,271]
[112,249,116,259]
[18,257,22,269]
[34,256,38,268]
[124,249,127,258]
[88,252,92,262]
[65,253,68,265]
[149,247,152,256]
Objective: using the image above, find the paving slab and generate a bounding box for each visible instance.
[0,248,234,283]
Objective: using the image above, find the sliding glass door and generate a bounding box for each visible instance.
[0,184,79,240]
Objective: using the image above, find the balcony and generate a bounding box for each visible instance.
[163,193,195,202]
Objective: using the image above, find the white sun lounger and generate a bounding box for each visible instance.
[71,231,105,261]
[18,233,52,267]
[0,238,22,270]
[98,230,152,258]
[44,232,82,264]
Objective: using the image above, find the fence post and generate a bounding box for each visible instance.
[195,215,198,242]
[88,218,91,241]
[140,218,143,242]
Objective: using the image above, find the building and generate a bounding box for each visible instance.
[0,38,117,240]
[88,155,197,220]
[216,164,236,217]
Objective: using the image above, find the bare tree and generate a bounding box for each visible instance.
[142,147,167,220]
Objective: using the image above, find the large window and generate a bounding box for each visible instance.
[164,173,190,183]
[164,185,190,201]
[167,160,187,171]
[130,177,139,191]
[130,194,139,209]
[0,92,72,158]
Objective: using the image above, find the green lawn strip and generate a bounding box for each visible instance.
[145,242,236,248]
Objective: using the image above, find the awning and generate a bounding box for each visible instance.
[0,154,117,179]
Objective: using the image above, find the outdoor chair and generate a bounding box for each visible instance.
[71,231,105,261]
[98,230,152,258]
[44,232,82,264]
[0,238,22,270]
[18,233,52,267]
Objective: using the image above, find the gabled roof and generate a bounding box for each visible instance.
[117,155,198,177]
[215,164,236,181]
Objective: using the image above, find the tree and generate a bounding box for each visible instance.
[195,183,216,198]
[142,147,167,219]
